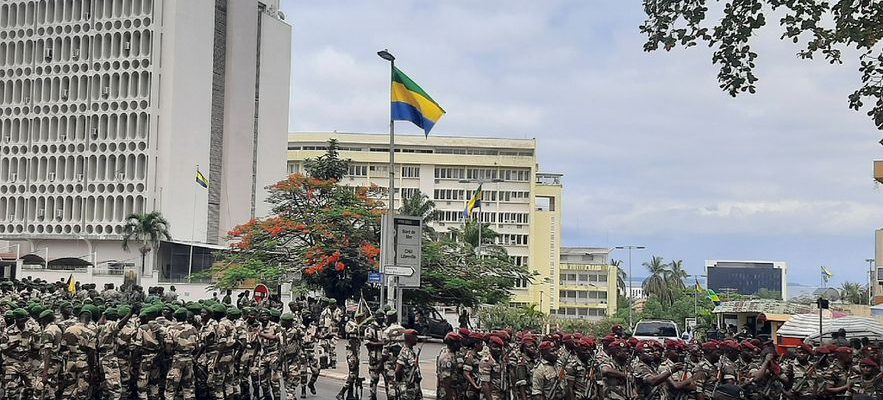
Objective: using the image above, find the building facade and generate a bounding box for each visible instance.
[287,132,564,314]
[706,260,788,299]
[554,247,617,320]
[0,0,291,298]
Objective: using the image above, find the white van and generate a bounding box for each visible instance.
[632,320,680,343]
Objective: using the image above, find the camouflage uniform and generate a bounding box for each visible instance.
[319,304,338,368]
[694,358,720,400]
[396,342,422,400]
[463,346,481,400]
[1,315,38,400]
[62,322,96,399]
[218,314,240,398]
[200,317,224,399]
[282,315,303,398]
[239,319,262,398]
[784,359,816,398]
[848,371,883,396]
[97,318,124,399]
[478,348,505,400]
[300,321,320,396]
[37,316,64,400]
[364,318,385,400]
[164,317,199,399]
[258,319,283,400]
[600,358,632,400]
[135,318,164,400]
[383,321,405,400]
[632,358,664,400]
[818,362,850,397]
[116,316,139,400]
[339,318,364,400]
[436,347,458,400]
[531,359,564,400]
[565,355,590,400]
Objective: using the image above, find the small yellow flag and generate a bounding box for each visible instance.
[67,274,76,294]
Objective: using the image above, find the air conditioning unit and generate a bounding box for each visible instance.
[91,128,99,139]
[58,133,66,141]
[9,173,17,182]
[117,171,125,181]
[76,173,84,182]
[36,209,45,219]
[55,209,64,220]
[3,134,9,143]
[83,12,90,19]
[101,87,110,97]
[123,42,131,51]
[60,89,68,100]
[44,48,53,62]
[23,96,30,103]
[72,49,80,60]
[48,172,56,181]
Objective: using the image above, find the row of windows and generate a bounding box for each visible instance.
[0,71,152,105]
[289,144,533,157]
[0,194,146,225]
[553,307,607,317]
[0,30,152,68]
[0,0,153,28]
[497,234,528,246]
[0,112,150,144]
[434,167,532,182]
[436,210,530,225]
[0,153,148,184]
[559,272,609,284]
[559,290,608,300]
[511,255,528,266]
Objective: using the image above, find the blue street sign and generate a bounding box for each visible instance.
[368,272,383,284]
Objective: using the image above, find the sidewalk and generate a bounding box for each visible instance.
[319,338,441,399]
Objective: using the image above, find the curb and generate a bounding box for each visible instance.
[319,370,437,400]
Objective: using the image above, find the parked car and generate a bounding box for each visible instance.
[403,304,453,339]
[632,320,680,343]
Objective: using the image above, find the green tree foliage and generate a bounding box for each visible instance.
[122,211,171,275]
[478,304,548,332]
[641,0,883,129]
[643,255,672,305]
[840,281,869,305]
[398,189,440,239]
[209,141,383,302]
[668,259,688,291]
[641,288,717,331]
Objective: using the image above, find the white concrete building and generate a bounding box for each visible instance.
[0,0,291,298]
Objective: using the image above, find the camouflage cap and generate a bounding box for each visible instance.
[103,307,119,319]
[226,308,242,318]
[269,309,282,318]
[38,309,55,320]
[14,308,30,319]
[173,308,188,320]
[210,304,226,314]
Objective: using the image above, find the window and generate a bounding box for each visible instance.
[286,162,300,174]
[514,278,528,289]
[400,188,420,200]
[466,168,498,181]
[401,166,420,178]
[369,165,388,174]
[502,168,531,182]
[434,167,465,179]
[433,189,465,200]
[578,274,588,282]
[348,165,367,177]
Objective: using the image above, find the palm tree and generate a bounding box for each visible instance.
[610,259,627,297]
[840,281,867,305]
[123,212,171,277]
[642,255,671,305]
[667,259,688,291]
[398,190,439,239]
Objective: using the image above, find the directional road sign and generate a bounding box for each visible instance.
[368,272,383,284]
[385,266,415,277]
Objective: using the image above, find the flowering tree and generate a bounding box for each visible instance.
[211,140,383,302]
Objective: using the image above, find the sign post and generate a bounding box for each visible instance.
[254,284,269,304]
[382,215,422,323]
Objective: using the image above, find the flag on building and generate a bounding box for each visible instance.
[706,288,721,304]
[821,266,833,282]
[463,184,483,219]
[391,67,445,136]
[196,169,208,188]
[695,278,703,293]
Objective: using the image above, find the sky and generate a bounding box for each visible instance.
[280,1,883,286]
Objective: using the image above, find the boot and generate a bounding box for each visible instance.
[309,380,317,395]
[301,386,307,399]
[336,386,347,400]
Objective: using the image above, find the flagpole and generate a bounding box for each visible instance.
[477,207,482,256]
[188,164,198,284]
[378,49,396,313]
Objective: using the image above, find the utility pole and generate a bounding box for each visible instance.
[615,245,645,331]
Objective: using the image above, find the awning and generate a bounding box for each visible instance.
[777,313,883,344]
[47,257,93,267]
[758,313,792,323]
[162,240,228,251]
[20,254,45,264]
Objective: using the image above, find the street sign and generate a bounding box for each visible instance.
[392,216,422,288]
[385,266,415,277]
[368,272,383,283]
[253,284,269,304]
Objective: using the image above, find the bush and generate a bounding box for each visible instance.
[477,304,548,332]
[550,317,626,337]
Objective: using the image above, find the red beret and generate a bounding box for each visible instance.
[836,346,853,355]
[469,332,485,341]
[740,341,757,352]
[602,335,616,344]
[580,338,597,349]
[403,329,418,337]
[521,334,537,344]
[496,330,511,341]
[665,339,684,351]
[702,341,720,352]
[488,336,505,347]
[862,358,879,368]
[538,341,556,351]
[636,341,654,351]
[722,340,741,351]
[798,343,813,353]
[610,339,629,349]
[627,337,640,347]
[444,332,462,342]
[458,328,471,337]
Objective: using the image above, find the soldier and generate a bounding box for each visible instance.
[116,304,139,400]
[463,332,485,400]
[338,306,367,400]
[365,309,387,400]
[219,307,242,399]
[480,335,507,400]
[319,298,339,369]
[382,309,405,400]
[37,309,64,400]
[849,358,883,396]
[300,310,320,398]
[257,308,283,400]
[437,331,462,400]
[96,306,133,400]
[396,329,422,400]
[693,341,722,400]
[819,346,853,398]
[164,308,199,399]
[239,308,262,399]
[135,306,164,400]
[784,343,817,398]
[281,312,303,399]
[632,341,682,400]
[532,341,564,400]
[1,307,38,400]
[600,340,634,400]
[512,335,538,400]
[200,303,225,400]
[62,307,97,399]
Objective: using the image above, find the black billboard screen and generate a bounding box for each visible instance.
[707,266,782,297]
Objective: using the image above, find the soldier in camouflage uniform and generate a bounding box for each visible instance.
[632,341,683,400]
[396,329,422,400]
[62,307,97,399]
[463,332,485,400]
[383,309,405,400]
[116,304,139,400]
[319,298,339,369]
[532,340,564,400]
[338,306,367,400]
[784,343,817,398]
[365,309,386,400]
[300,310,321,398]
[165,308,199,399]
[200,303,226,399]
[437,331,462,400]
[818,346,854,398]
[257,308,283,400]
[96,306,133,400]
[479,335,507,400]
[37,308,64,400]
[512,335,538,400]
[849,357,883,397]
[135,305,164,400]
[281,312,303,398]
[693,341,722,400]
[219,307,242,399]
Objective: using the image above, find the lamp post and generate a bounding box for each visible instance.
[615,245,645,331]
[377,49,395,311]
[867,258,875,306]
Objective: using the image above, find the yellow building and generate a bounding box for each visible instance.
[287,132,563,313]
[555,247,618,320]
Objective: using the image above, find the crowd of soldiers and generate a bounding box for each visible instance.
[0,277,422,400]
[435,324,883,400]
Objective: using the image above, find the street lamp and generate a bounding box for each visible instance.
[615,245,645,331]
[377,49,395,62]
[867,258,875,305]
[377,49,396,314]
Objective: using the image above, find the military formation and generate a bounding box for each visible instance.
[434,324,883,400]
[0,278,421,400]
